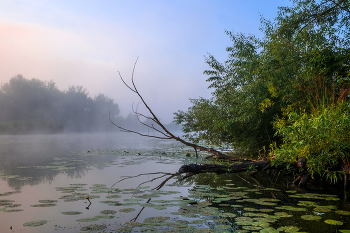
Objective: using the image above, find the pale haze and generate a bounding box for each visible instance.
[0,0,291,123]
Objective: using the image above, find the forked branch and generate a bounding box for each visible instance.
[110,59,240,160]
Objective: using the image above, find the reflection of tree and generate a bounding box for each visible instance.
[111,171,179,222]
[0,137,116,190]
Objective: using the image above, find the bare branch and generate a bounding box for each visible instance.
[112,59,242,161]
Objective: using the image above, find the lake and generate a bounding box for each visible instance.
[0,133,349,233]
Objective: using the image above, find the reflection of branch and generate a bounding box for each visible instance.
[111,172,174,188]
[128,173,177,222]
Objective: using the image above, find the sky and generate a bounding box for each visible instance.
[0,0,292,123]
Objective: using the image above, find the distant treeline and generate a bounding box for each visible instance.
[0,75,179,134]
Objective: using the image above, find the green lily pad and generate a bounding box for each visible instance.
[313,207,332,213]
[95,215,115,219]
[277,226,300,232]
[76,217,99,222]
[340,230,350,233]
[38,200,57,203]
[115,226,133,232]
[31,203,56,207]
[144,216,170,223]
[324,219,343,225]
[335,210,350,215]
[217,212,236,217]
[80,224,106,231]
[23,220,47,227]
[214,225,231,230]
[4,209,23,212]
[190,219,206,224]
[259,227,279,233]
[274,212,293,217]
[61,211,82,215]
[119,208,136,213]
[106,194,122,198]
[100,210,117,214]
[243,226,262,230]
[301,215,321,220]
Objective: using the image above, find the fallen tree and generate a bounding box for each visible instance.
[110,60,350,192]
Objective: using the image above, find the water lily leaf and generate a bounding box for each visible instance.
[119,208,135,213]
[217,212,236,217]
[335,210,350,215]
[214,225,231,230]
[106,194,122,198]
[31,203,56,207]
[274,212,293,217]
[324,219,343,225]
[313,207,332,213]
[23,220,47,227]
[115,226,133,232]
[243,226,262,230]
[190,219,206,224]
[144,216,170,223]
[259,227,279,233]
[96,215,115,219]
[76,217,99,222]
[38,200,57,203]
[80,224,106,231]
[100,210,117,214]
[277,225,300,232]
[61,211,82,215]
[301,215,321,220]
[4,209,23,212]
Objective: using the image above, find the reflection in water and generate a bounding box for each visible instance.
[0,133,349,233]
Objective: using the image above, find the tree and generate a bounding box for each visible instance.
[174,0,350,156]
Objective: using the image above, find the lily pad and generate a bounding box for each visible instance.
[115,226,133,232]
[324,219,343,225]
[243,226,262,230]
[76,217,99,222]
[259,227,279,233]
[277,226,300,232]
[100,209,117,214]
[119,208,136,213]
[335,210,350,215]
[80,224,106,231]
[4,209,23,212]
[301,215,321,220]
[95,215,115,219]
[23,220,47,227]
[106,194,122,198]
[31,203,56,207]
[214,225,231,230]
[61,211,82,215]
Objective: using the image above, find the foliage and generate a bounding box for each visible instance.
[174,0,350,156]
[271,74,350,182]
[271,102,350,182]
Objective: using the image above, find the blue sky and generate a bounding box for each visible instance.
[0,0,292,123]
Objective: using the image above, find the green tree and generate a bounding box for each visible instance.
[175,0,350,155]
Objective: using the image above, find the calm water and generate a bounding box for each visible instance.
[0,133,349,233]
